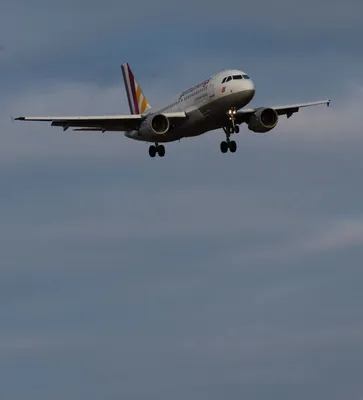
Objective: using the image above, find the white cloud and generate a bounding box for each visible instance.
[1,73,363,275]
[1,79,363,270]
[2,78,363,165]
[302,218,363,252]
[1,82,144,165]
[275,83,363,145]
[225,216,363,267]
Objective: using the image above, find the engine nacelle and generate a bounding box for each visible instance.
[248,107,278,133]
[139,114,170,136]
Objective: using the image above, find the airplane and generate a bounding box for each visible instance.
[14,63,330,157]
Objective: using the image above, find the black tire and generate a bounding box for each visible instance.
[220,141,228,153]
[235,125,240,133]
[158,145,165,157]
[149,145,156,157]
[229,140,237,153]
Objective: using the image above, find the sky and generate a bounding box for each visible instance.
[1,0,363,399]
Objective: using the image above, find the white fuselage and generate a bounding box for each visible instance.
[125,69,255,143]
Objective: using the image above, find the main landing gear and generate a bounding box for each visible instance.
[149,144,165,158]
[221,107,239,153]
[220,139,237,153]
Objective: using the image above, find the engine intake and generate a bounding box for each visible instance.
[248,107,278,133]
[150,114,170,135]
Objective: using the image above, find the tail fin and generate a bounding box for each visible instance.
[121,63,151,115]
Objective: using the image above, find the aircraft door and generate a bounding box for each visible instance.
[208,78,215,99]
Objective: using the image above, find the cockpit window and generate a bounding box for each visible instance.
[226,76,232,82]
[221,77,227,83]
[242,74,250,79]
[233,75,243,80]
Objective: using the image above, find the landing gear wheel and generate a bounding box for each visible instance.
[157,145,165,157]
[234,125,240,134]
[220,141,229,153]
[229,140,237,153]
[149,145,156,158]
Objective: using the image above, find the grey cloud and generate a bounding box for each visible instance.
[3,178,362,255]
[1,228,363,400]
[0,335,66,357]
[1,10,363,399]
[1,0,362,65]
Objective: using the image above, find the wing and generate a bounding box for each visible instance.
[14,114,143,132]
[236,99,331,124]
[14,112,187,132]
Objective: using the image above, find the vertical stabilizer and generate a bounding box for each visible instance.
[121,63,151,115]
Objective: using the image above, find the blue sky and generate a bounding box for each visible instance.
[1,0,363,399]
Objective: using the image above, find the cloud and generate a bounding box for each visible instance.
[1,5,363,399]
[1,82,139,165]
[276,83,363,143]
[304,218,363,251]
[183,323,363,362]
[1,151,362,274]
[0,335,65,357]
[234,216,363,266]
[1,77,362,166]
[1,0,362,68]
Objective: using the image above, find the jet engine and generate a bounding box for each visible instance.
[139,114,170,135]
[248,107,278,133]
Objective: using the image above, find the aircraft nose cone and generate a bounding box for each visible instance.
[247,79,255,92]
[245,81,255,102]
[246,89,255,102]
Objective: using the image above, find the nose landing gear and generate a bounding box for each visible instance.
[220,107,239,153]
[227,107,240,133]
[224,125,239,134]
